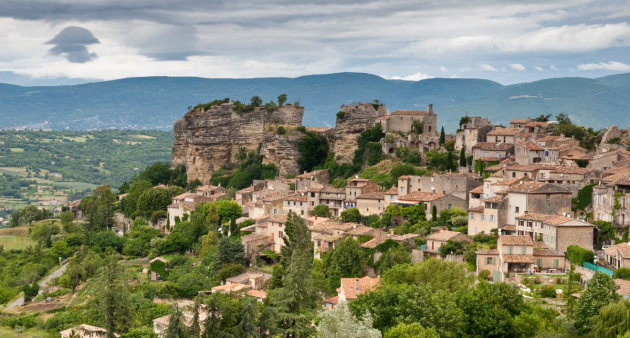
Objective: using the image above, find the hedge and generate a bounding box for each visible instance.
[566,245,594,265]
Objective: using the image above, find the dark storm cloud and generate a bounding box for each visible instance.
[47,26,99,63]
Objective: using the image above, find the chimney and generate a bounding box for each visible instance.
[427,104,433,114]
[355,279,360,293]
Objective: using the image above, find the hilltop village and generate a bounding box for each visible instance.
[7,95,630,337]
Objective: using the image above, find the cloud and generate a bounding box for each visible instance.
[439,66,448,72]
[510,63,526,71]
[480,63,498,71]
[47,26,99,63]
[577,61,630,71]
[534,66,544,71]
[550,65,558,71]
[388,71,432,81]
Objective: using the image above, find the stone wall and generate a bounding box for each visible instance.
[260,132,302,177]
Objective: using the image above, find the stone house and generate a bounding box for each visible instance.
[60,324,116,338]
[424,230,472,258]
[308,185,346,217]
[476,235,565,282]
[383,186,398,207]
[296,169,330,192]
[397,173,482,203]
[472,142,515,163]
[393,192,467,220]
[589,149,630,171]
[344,178,380,209]
[375,104,437,135]
[225,271,272,290]
[604,242,630,269]
[510,118,531,129]
[356,192,386,216]
[337,276,380,303]
[282,193,309,217]
[486,128,526,145]
[153,300,209,337]
[309,220,356,259]
[167,192,214,225]
[455,116,493,154]
[240,215,287,256]
[468,195,507,236]
[505,182,572,226]
[195,184,228,200]
[515,142,546,164]
[546,166,599,196]
[515,213,594,252]
[593,168,630,225]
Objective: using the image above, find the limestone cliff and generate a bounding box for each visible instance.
[261,132,302,177]
[332,103,387,163]
[172,102,304,183]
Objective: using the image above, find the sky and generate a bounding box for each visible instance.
[1,0,630,86]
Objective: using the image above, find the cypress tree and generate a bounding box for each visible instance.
[439,127,445,145]
[459,147,466,167]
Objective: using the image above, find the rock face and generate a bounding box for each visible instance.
[600,125,622,148]
[172,103,303,183]
[261,133,302,177]
[332,103,387,163]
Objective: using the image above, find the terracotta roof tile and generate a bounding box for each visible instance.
[392,110,428,116]
[427,230,470,242]
[488,128,524,136]
[507,181,569,194]
[469,185,484,194]
[500,235,534,246]
[339,277,380,299]
[357,192,385,200]
[503,255,535,263]
[397,191,445,202]
[473,142,515,151]
[511,118,531,124]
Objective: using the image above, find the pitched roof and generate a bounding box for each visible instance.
[468,206,484,213]
[375,115,390,121]
[507,181,569,194]
[551,166,591,175]
[500,235,534,246]
[493,176,532,186]
[357,192,385,200]
[477,248,499,255]
[339,276,381,299]
[533,248,564,257]
[397,191,445,202]
[616,279,630,296]
[469,185,484,194]
[519,142,544,151]
[488,128,524,136]
[472,142,515,151]
[246,289,267,299]
[427,230,470,242]
[602,169,630,186]
[503,255,535,263]
[606,242,630,259]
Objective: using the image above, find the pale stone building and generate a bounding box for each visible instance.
[515,213,594,252]
[455,116,493,154]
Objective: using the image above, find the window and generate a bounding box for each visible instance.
[490,215,495,222]
[515,206,520,213]
[512,172,516,178]
[481,215,485,221]
[486,257,494,265]
[448,204,452,209]
[508,246,513,254]
[546,194,550,200]
[528,221,532,227]
[547,203,552,211]
[536,258,542,267]
[553,259,559,268]
[519,221,524,226]
[470,214,475,220]
[521,246,526,254]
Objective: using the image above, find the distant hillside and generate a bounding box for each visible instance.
[1,72,629,131]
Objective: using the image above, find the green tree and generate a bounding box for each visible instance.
[431,205,437,220]
[317,301,381,338]
[268,213,318,337]
[459,147,466,167]
[325,238,365,289]
[277,94,288,106]
[166,306,189,338]
[439,127,445,145]
[385,322,439,338]
[382,260,473,292]
[340,208,361,223]
[575,272,619,332]
[591,299,630,338]
[378,246,411,273]
[59,211,75,224]
[122,180,152,216]
[98,250,132,337]
[564,264,578,318]
[213,238,247,273]
[311,204,332,218]
[458,281,524,337]
[189,296,202,338]
[240,299,259,338]
[297,132,329,172]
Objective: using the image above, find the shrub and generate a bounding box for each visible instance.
[277,126,286,135]
[539,284,557,298]
[478,270,490,281]
[613,267,630,280]
[157,282,179,298]
[216,263,246,282]
[296,126,306,133]
[336,111,345,119]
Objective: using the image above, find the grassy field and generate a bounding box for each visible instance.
[0,226,35,250]
[0,326,48,338]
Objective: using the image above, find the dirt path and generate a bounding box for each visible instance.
[4,261,68,311]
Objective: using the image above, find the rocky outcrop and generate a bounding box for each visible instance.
[261,132,302,177]
[332,103,387,163]
[600,125,622,148]
[172,103,304,183]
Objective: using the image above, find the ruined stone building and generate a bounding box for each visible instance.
[455,116,493,154]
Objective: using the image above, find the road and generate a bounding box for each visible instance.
[4,260,69,311]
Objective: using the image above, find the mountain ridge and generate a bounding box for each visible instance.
[1,72,629,131]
